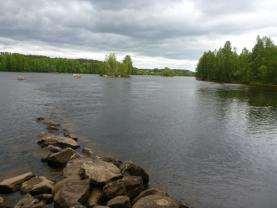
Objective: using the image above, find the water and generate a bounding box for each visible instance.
[0,72,277,208]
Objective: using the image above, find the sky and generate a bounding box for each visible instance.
[0,0,276,71]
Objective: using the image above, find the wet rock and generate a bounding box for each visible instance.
[0,196,5,208]
[44,148,76,167]
[82,148,93,157]
[121,161,149,185]
[132,188,168,204]
[80,159,121,185]
[15,194,46,208]
[132,195,179,208]
[63,157,87,179]
[35,194,53,204]
[0,172,34,193]
[47,123,60,131]
[21,176,54,195]
[94,206,110,208]
[37,134,79,149]
[54,178,90,208]
[87,188,103,207]
[98,156,123,169]
[103,176,145,200]
[44,145,61,153]
[107,195,131,208]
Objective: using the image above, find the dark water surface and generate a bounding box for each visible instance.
[0,72,277,208]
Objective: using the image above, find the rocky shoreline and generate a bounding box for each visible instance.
[0,117,190,208]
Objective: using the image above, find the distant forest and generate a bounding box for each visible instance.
[0,52,194,77]
[196,36,277,85]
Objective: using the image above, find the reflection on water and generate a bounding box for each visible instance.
[0,72,276,208]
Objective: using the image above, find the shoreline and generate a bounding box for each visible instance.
[0,117,190,208]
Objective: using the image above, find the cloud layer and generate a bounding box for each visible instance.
[0,0,276,70]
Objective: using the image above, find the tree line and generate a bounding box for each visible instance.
[196,36,277,85]
[0,52,194,77]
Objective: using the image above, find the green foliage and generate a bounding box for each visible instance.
[196,36,277,85]
[0,52,194,78]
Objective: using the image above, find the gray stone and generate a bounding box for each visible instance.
[103,176,145,200]
[132,195,179,208]
[107,195,130,208]
[0,172,34,193]
[44,148,76,167]
[15,194,46,208]
[132,188,168,204]
[54,178,90,208]
[87,188,103,207]
[37,134,79,149]
[121,161,149,185]
[80,159,121,185]
[21,176,54,195]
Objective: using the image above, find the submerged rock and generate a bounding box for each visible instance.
[107,195,131,208]
[80,159,121,185]
[15,194,46,208]
[37,134,79,149]
[54,178,90,208]
[121,161,149,186]
[44,148,76,167]
[132,195,179,208]
[21,176,54,195]
[0,172,34,193]
[103,176,145,200]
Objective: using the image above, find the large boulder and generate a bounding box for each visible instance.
[53,178,90,208]
[87,188,103,207]
[80,159,121,185]
[121,161,149,185]
[44,148,76,167]
[103,176,145,200]
[107,195,131,208]
[63,157,88,178]
[132,195,179,208]
[37,134,79,149]
[21,176,54,195]
[15,194,46,208]
[132,188,168,204]
[0,172,34,193]
[98,156,123,169]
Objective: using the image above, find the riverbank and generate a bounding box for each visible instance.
[0,117,190,208]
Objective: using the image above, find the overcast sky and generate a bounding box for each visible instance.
[0,0,276,70]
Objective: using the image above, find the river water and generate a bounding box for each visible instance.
[0,72,277,208]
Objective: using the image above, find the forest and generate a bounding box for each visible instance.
[0,52,193,77]
[196,36,277,85]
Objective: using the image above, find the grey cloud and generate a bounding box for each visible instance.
[0,0,276,69]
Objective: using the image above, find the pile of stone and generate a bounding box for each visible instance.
[0,117,190,208]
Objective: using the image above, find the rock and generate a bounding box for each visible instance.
[103,176,145,200]
[0,172,34,193]
[54,178,90,208]
[80,159,121,185]
[98,156,123,169]
[63,157,87,178]
[37,134,79,149]
[94,206,109,208]
[0,196,5,208]
[132,195,179,208]
[107,195,131,208]
[82,148,93,157]
[35,194,53,204]
[121,161,149,185]
[44,148,76,167]
[21,176,54,195]
[47,123,60,131]
[132,188,168,204]
[87,188,103,207]
[44,145,62,153]
[15,194,46,208]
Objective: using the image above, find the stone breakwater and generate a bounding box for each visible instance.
[0,117,190,208]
